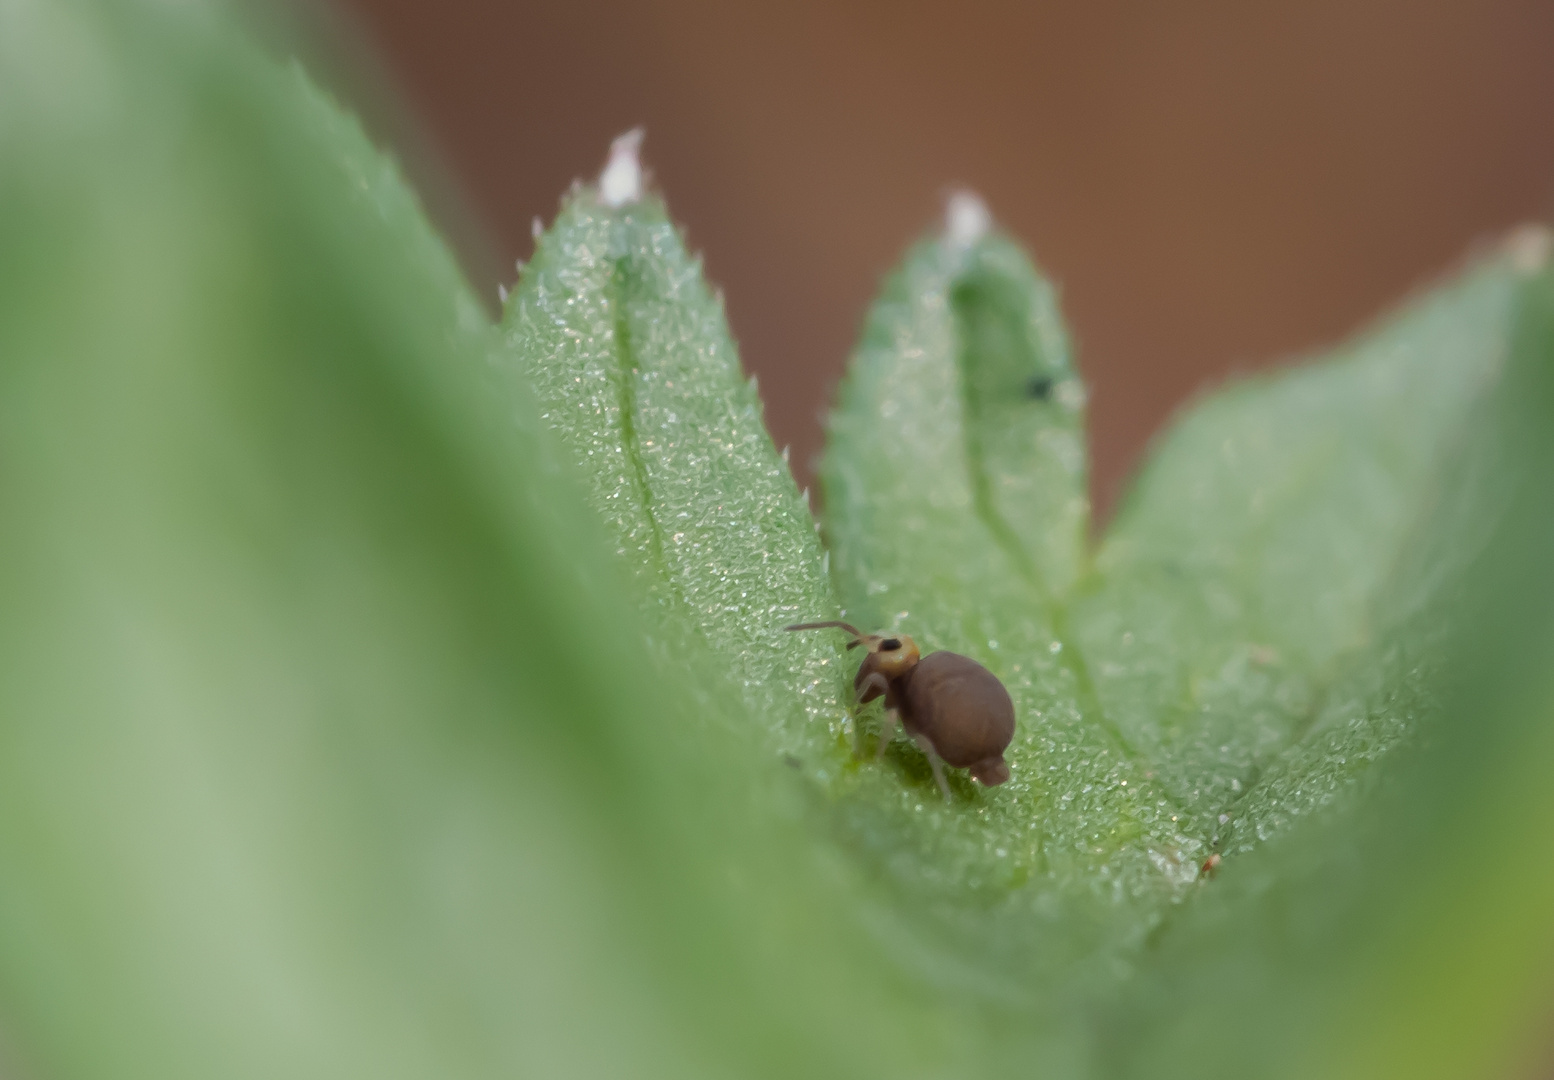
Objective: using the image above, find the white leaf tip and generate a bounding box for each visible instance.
[945,189,991,248]
[1504,223,1553,274]
[600,127,646,208]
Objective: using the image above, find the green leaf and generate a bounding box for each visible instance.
[819,202,1554,1043]
[1071,246,1532,840]
[1103,258,1554,1080]
[499,180,852,763]
[821,215,1205,962]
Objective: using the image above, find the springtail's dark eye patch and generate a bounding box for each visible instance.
[880,638,902,651]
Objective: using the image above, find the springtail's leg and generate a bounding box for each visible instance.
[875,708,900,760]
[855,672,893,759]
[915,734,952,801]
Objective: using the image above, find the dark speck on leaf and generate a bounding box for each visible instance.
[1026,375,1054,400]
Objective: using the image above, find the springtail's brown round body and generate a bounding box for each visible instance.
[786,620,1015,800]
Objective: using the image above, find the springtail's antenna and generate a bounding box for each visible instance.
[785,620,865,648]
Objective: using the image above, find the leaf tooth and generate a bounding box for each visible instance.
[944,188,991,248]
[598,126,645,208]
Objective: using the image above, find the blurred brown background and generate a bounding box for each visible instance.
[332,0,1554,521]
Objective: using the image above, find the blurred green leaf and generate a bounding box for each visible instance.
[1105,256,1554,1080]
[1072,251,1529,841]
[0,3,907,1078]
